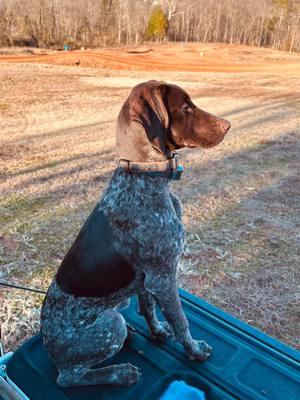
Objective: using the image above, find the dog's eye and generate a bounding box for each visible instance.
[181,104,193,113]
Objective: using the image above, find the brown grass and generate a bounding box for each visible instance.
[0,44,300,351]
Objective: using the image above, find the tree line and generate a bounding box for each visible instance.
[0,0,299,52]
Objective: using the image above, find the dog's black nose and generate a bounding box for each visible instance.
[220,119,231,134]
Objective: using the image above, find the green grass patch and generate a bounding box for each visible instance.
[0,195,53,228]
[0,102,9,111]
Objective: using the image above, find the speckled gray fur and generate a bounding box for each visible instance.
[41,168,212,387]
[39,78,230,387]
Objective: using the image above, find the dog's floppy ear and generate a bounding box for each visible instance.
[129,83,170,156]
[147,85,169,130]
[129,84,169,128]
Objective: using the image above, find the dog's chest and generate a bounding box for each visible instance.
[111,210,184,269]
[102,173,185,267]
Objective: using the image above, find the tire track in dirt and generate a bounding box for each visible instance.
[0,50,297,73]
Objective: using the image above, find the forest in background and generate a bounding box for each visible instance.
[0,0,299,52]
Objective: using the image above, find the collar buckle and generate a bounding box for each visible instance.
[170,153,184,180]
[170,153,179,170]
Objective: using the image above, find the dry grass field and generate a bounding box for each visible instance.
[0,43,299,351]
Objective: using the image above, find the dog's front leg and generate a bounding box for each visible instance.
[170,192,182,221]
[138,292,174,342]
[144,273,212,361]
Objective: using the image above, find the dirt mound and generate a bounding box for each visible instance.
[1,43,299,73]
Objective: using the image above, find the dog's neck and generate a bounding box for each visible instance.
[117,153,183,181]
[103,168,172,213]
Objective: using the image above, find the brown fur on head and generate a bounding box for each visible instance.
[116,80,231,162]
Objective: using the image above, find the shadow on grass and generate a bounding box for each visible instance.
[219,98,297,119]
[2,128,298,231]
[178,131,299,202]
[5,120,115,144]
[7,149,114,187]
[8,148,115,178]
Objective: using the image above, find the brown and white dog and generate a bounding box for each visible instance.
[40,80,231,387]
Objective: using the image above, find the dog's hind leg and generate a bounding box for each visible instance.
[57,363,140,387]
[53,309,140,387]
[115,298,135,342]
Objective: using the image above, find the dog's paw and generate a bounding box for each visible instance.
[185,340,212,362]
[150,321,174,342]
[113,364,141,386]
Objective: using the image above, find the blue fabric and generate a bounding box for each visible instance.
[159,380,206,400]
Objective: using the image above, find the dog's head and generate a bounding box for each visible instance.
[116,80,231,161]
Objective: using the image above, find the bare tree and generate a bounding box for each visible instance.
[0,0,299,51]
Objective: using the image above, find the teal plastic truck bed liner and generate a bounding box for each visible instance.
[5,290,300,400]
